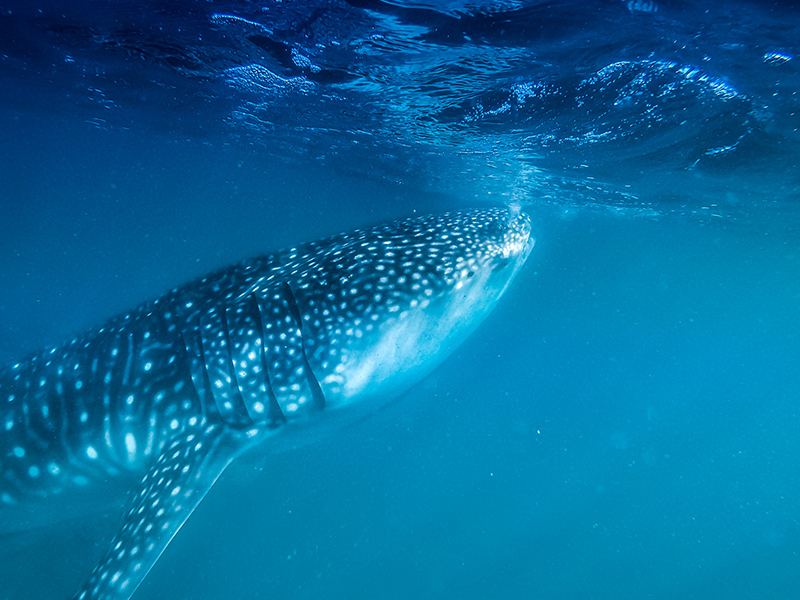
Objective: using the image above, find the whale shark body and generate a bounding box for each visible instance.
[0,207,533,599]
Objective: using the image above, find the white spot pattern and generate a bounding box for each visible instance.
[0,208,532,600]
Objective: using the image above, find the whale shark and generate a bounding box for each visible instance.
[0,207,533,600]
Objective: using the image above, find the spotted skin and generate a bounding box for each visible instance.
[0,207,533,600]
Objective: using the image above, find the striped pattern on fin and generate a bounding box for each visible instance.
[72,423,262,600]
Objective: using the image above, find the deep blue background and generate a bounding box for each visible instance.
[1,1,799,598]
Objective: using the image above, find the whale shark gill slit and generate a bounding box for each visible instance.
[282,282,326,413]
[245,293,286,427]
[198,304,250,426]
[0,208,534,600]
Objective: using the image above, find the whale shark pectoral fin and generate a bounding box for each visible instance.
[73,424,261,600]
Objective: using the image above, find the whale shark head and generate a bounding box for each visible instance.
[290,206,533,407]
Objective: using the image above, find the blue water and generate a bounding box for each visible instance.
[1,1,799,598]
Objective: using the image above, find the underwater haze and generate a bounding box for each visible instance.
[1,1,799,599]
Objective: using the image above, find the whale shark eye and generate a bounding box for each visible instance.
[492,258,510,273]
